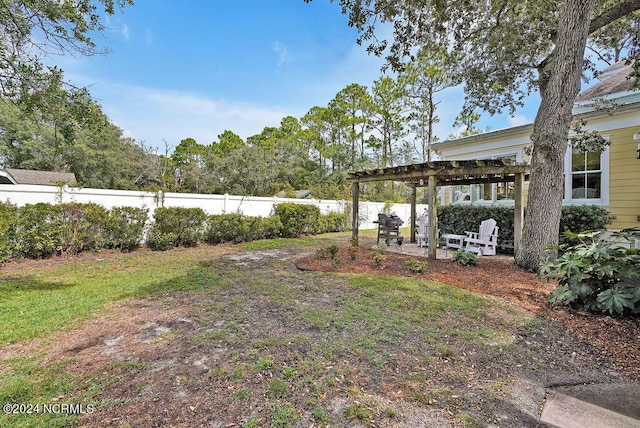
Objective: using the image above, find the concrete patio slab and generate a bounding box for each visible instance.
[541,383,640,428]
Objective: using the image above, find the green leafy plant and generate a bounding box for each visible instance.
[406,258,429,273]
[147,207,207,250]
[13,203,64,258]
[273,203,321,238]
[0,201,18,261]
[268,379,289,398]
[438,204,614,253]
[541,229,640,315]
[452,249,478,266]
[370,245,385,267]
[103,206,148,251]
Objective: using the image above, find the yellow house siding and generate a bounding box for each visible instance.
[436,113,640,230]
[607,126,640,229]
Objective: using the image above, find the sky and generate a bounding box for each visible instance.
[62,0,541,152]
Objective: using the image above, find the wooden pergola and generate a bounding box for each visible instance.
[347,159,530,259]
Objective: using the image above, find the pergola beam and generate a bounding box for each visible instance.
[347,159,530,259]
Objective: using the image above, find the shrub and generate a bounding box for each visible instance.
[273,203,321,238]
[541,229,640,315]
[406,258,429,273]
[148,207,207,250]
[59,203,109,254]
[251,215,282,240]
[438,204,614,252]
[206,214,246,244]
[559,205,615,245]
[13,203,64,258]
[370,245,385,267]
[317,212,349,233]
[0,201,18,261]
[451,249,478,266]
[104,206,148,251]
[205,213,282,244]
[146,231,178,251]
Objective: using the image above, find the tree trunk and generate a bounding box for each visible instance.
[515,0,596,271]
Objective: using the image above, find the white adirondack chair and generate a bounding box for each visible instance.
[464,218,499,256]
[416,215,428,247]
[415,215,439,248]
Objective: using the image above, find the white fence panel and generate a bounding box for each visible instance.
[0,184,427,231]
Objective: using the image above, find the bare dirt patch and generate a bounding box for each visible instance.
[1,241,638,427]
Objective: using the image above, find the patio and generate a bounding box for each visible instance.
[348,159,530,259]
[372,238,515,261]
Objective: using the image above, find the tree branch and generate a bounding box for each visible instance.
[589,0,640,34]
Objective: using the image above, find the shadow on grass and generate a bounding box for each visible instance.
[135,260,223,295]
[0,276,74,293]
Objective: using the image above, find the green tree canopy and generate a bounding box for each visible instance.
[308,0,640,270]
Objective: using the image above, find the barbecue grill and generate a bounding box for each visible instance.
[375,213,404,245]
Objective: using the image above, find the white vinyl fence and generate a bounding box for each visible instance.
[0,184,427,231]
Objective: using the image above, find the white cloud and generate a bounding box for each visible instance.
[272,41,292,68]
[508,114,533,127]
[144,28,153,44]
[121,24,130,41]
[94,83,292,148]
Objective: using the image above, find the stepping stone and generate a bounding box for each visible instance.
[541,383,640,427]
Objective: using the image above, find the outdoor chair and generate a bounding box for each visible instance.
[416,215,428,247]
[415,215,439,248]
[464,218,499,256]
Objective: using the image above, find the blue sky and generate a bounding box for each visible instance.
[63,0,539,151]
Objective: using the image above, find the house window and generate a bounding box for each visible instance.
[564,142,609,203]
[450,153,519,204]
[453,185,471,202]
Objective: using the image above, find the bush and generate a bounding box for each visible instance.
[559,205,615,245]
[13,203,64,258]
[146,231,178,251]
[0,201,18,261]
[406,258,429,273]
[205,214,282,244]
[438,205,514,251]
[205,214,246,244]
[541,229,640,315]
[59,203,108,254]
[148,207,207,250]
[273,203,321,238]
[104,206,148,251]
[438,204,614,252]
[317,212,349,234]
[451,249,478,266]
[251,216,282,241]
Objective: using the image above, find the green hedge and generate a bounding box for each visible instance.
[437,205,515,250]
[205,214,283,244]
[0,202,148,259]
[0,201,18,261]
[437,204,614,252]
[103,206,148,251]
[0,200,349,259]
[273,203,322,238]
[13,203,64,258]
[147,207,207,250]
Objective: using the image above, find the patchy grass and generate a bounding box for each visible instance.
[0,233,625,427]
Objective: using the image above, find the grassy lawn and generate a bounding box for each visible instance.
[0,233,617,427]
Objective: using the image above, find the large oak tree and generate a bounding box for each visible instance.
[308,0,640,270]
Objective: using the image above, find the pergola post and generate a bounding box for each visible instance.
[427,175,437,259]
[351,181,359,243]
[513,173,524,255]
[410,185,417,243]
